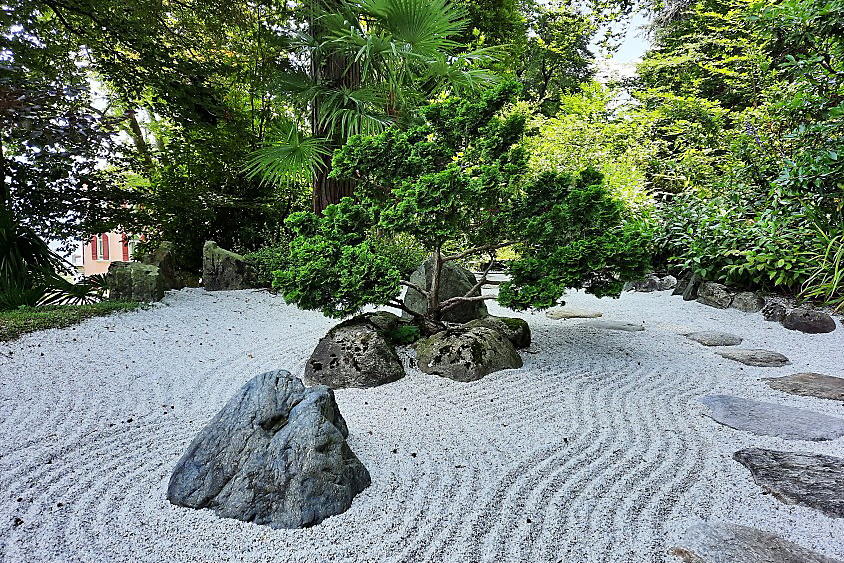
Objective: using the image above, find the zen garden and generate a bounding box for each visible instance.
[2,0,844,561]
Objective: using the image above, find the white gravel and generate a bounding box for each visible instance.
[1,287,843,562]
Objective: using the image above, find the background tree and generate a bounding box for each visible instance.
[274,83,651,332]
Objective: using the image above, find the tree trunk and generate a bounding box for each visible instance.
[309,9,360,214]
[427,246,443,322]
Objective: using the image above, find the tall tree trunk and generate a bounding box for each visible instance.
[309,8,360,214]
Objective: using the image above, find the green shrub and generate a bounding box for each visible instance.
[244,244,291,288]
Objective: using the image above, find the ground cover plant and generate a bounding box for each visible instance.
[0,301,142,342]
[272,83,651,333]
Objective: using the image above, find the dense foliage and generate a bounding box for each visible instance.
[273,84,651,330]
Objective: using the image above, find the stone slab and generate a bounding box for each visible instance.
[671,522,843,563]
[764,373,844,402]
[586,320,644,332]
[686,331,743,346]
[699,394,844,441]
[545,307,603,320]
[716,349,790,367]
[734,448,844,519]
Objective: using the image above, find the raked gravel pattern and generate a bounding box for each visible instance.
[1,288,843,562]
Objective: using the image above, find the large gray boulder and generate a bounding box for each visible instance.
[782,307,837,334]
[415,326,522,382]
[167,370,370,529]
[106,261,165,302]
[733,448,844,519]
[202,241,257,291]
[465,316,531,349]
[697,282,734,309]
[403,257,488,323]
[624,274,660,292]
[671,522,843,563]
[304,313,406,389]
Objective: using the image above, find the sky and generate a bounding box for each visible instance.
[592,11,651,81]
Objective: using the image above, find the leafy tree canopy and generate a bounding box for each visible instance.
[274,83,651,330]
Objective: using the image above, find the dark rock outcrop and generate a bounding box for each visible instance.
[305,313,405,389]
[415,326,522,382]
[730,291,765,313]
[782,307,836,334]
[140,241,193,290]
[733,448,844,519]
[697,282,734,309]
[202,241,257,291]
[682,274,703,301]
[762,302,787,322]
[106,262,165,302]
[624,275,660,292]
[167,370,370,528]
[403,257,488,323]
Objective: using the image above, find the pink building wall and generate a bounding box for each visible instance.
[82,232,134,276]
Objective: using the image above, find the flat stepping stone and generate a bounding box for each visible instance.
[686,331,743,346]
[545,307,603,320]
[733,448,844,519]
[586,320,644,332]
[765,373,844,402]
[699,394,844,441]
[716,349,790,367]
[671,521,843,562]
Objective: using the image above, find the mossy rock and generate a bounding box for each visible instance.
[465,316,530,349]
[306,313,405,389]
[202,241,257,291]
[414,326,522,382]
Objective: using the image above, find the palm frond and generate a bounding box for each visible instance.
[243,123,332,186]
[317,86,393,137]
[356,0,467,55]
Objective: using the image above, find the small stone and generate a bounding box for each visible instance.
[764,373,844,402]
[697,282,734,309]
[733,448,844,519]
[716,349,789,367]
[658,275,678,290]
[762,302,787,322]
[673,272,691,296]
[682,273,703,301]
[782,307,837,334]
[730,292,765,313]
[624,275,660,292]
[545,307,603,320]
[671,521,843,563]
[699,394,844,441]
[686,331,743,346]
[587,320,644,332]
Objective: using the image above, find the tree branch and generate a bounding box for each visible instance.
[388,300,422,318]
[438,294,498,314]
[442,241,517,262]
[400,280,428,297]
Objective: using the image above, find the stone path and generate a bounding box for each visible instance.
[715,349,790,367]
[765,373,844,402]
[685,331,742,346]
[676,321,843,562]
[733,449,844,519]
[672,522,843,563]
[699,394,844,441]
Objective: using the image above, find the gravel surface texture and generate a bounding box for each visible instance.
[1,287,843,562]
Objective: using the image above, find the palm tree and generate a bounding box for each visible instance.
[244,0,500,213]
